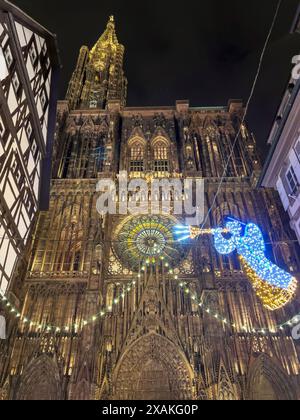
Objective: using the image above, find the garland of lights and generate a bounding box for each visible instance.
[177,280,300,334]
[0,280,137,334]
[1,260,299,336]
[0,217,298,335]
[175,218,298,311]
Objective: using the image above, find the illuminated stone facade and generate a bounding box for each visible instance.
[1,16,300,401]
[0,0,59,298]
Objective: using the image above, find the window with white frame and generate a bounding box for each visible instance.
[286,166,299,195]
[4,45,13,68]
[12,72,20,93]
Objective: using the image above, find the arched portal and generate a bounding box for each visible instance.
[112,333,194,400]
[247,354,296,401]
[16,355,61,400]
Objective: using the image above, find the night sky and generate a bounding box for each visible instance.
[12,0,300,160]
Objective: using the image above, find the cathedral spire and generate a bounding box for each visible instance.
[90,15,119,59]
[66,16,127,110]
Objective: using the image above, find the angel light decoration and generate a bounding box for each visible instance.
[175,219,298,311]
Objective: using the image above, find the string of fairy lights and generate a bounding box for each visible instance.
[1,255,299,336]
[177,280,300,335]
[0,279,137,334]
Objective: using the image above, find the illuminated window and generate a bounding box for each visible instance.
[93,144,107,172]
[154,143,168,160]
[4,45,13,68]
[12,72,20,93]
[286,166,299,195]
[90,100,97,108]
[130,142,144,172]
[154,160,169,172]
[29,42,37,65]
[131,143,144,160]
[153,140,169,173]
[130,160,144,172]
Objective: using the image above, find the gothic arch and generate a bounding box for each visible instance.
[15,355,62,400]
[151,126,171,144]
[0,377,10,400]
[151,135,170,148]
[203,116,218,130]
[127,135,147,149]
[217,361,238,400]
[66,118,77,136]
[246,354,296,401]
[67,349,94,401]
[98,120,109,134]
[150,136,171,174]
[112,333,195,400]
[80,116,95,134]
[127,136,147,173]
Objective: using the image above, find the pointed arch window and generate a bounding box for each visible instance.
[153,138,170,174]
[129,140,145,173]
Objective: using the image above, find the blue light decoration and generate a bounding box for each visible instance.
[174,225,192,242]
[174,218,298,310]
[214,219,292,289]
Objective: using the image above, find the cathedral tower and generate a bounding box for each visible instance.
[1,18,300,401]
[66,16,127,110]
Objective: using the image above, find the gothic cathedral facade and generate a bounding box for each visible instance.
[1,16,300,400]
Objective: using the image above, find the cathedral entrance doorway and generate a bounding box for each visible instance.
[112,333,194,400]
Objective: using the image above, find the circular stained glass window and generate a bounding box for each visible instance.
[113,215,186,271]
